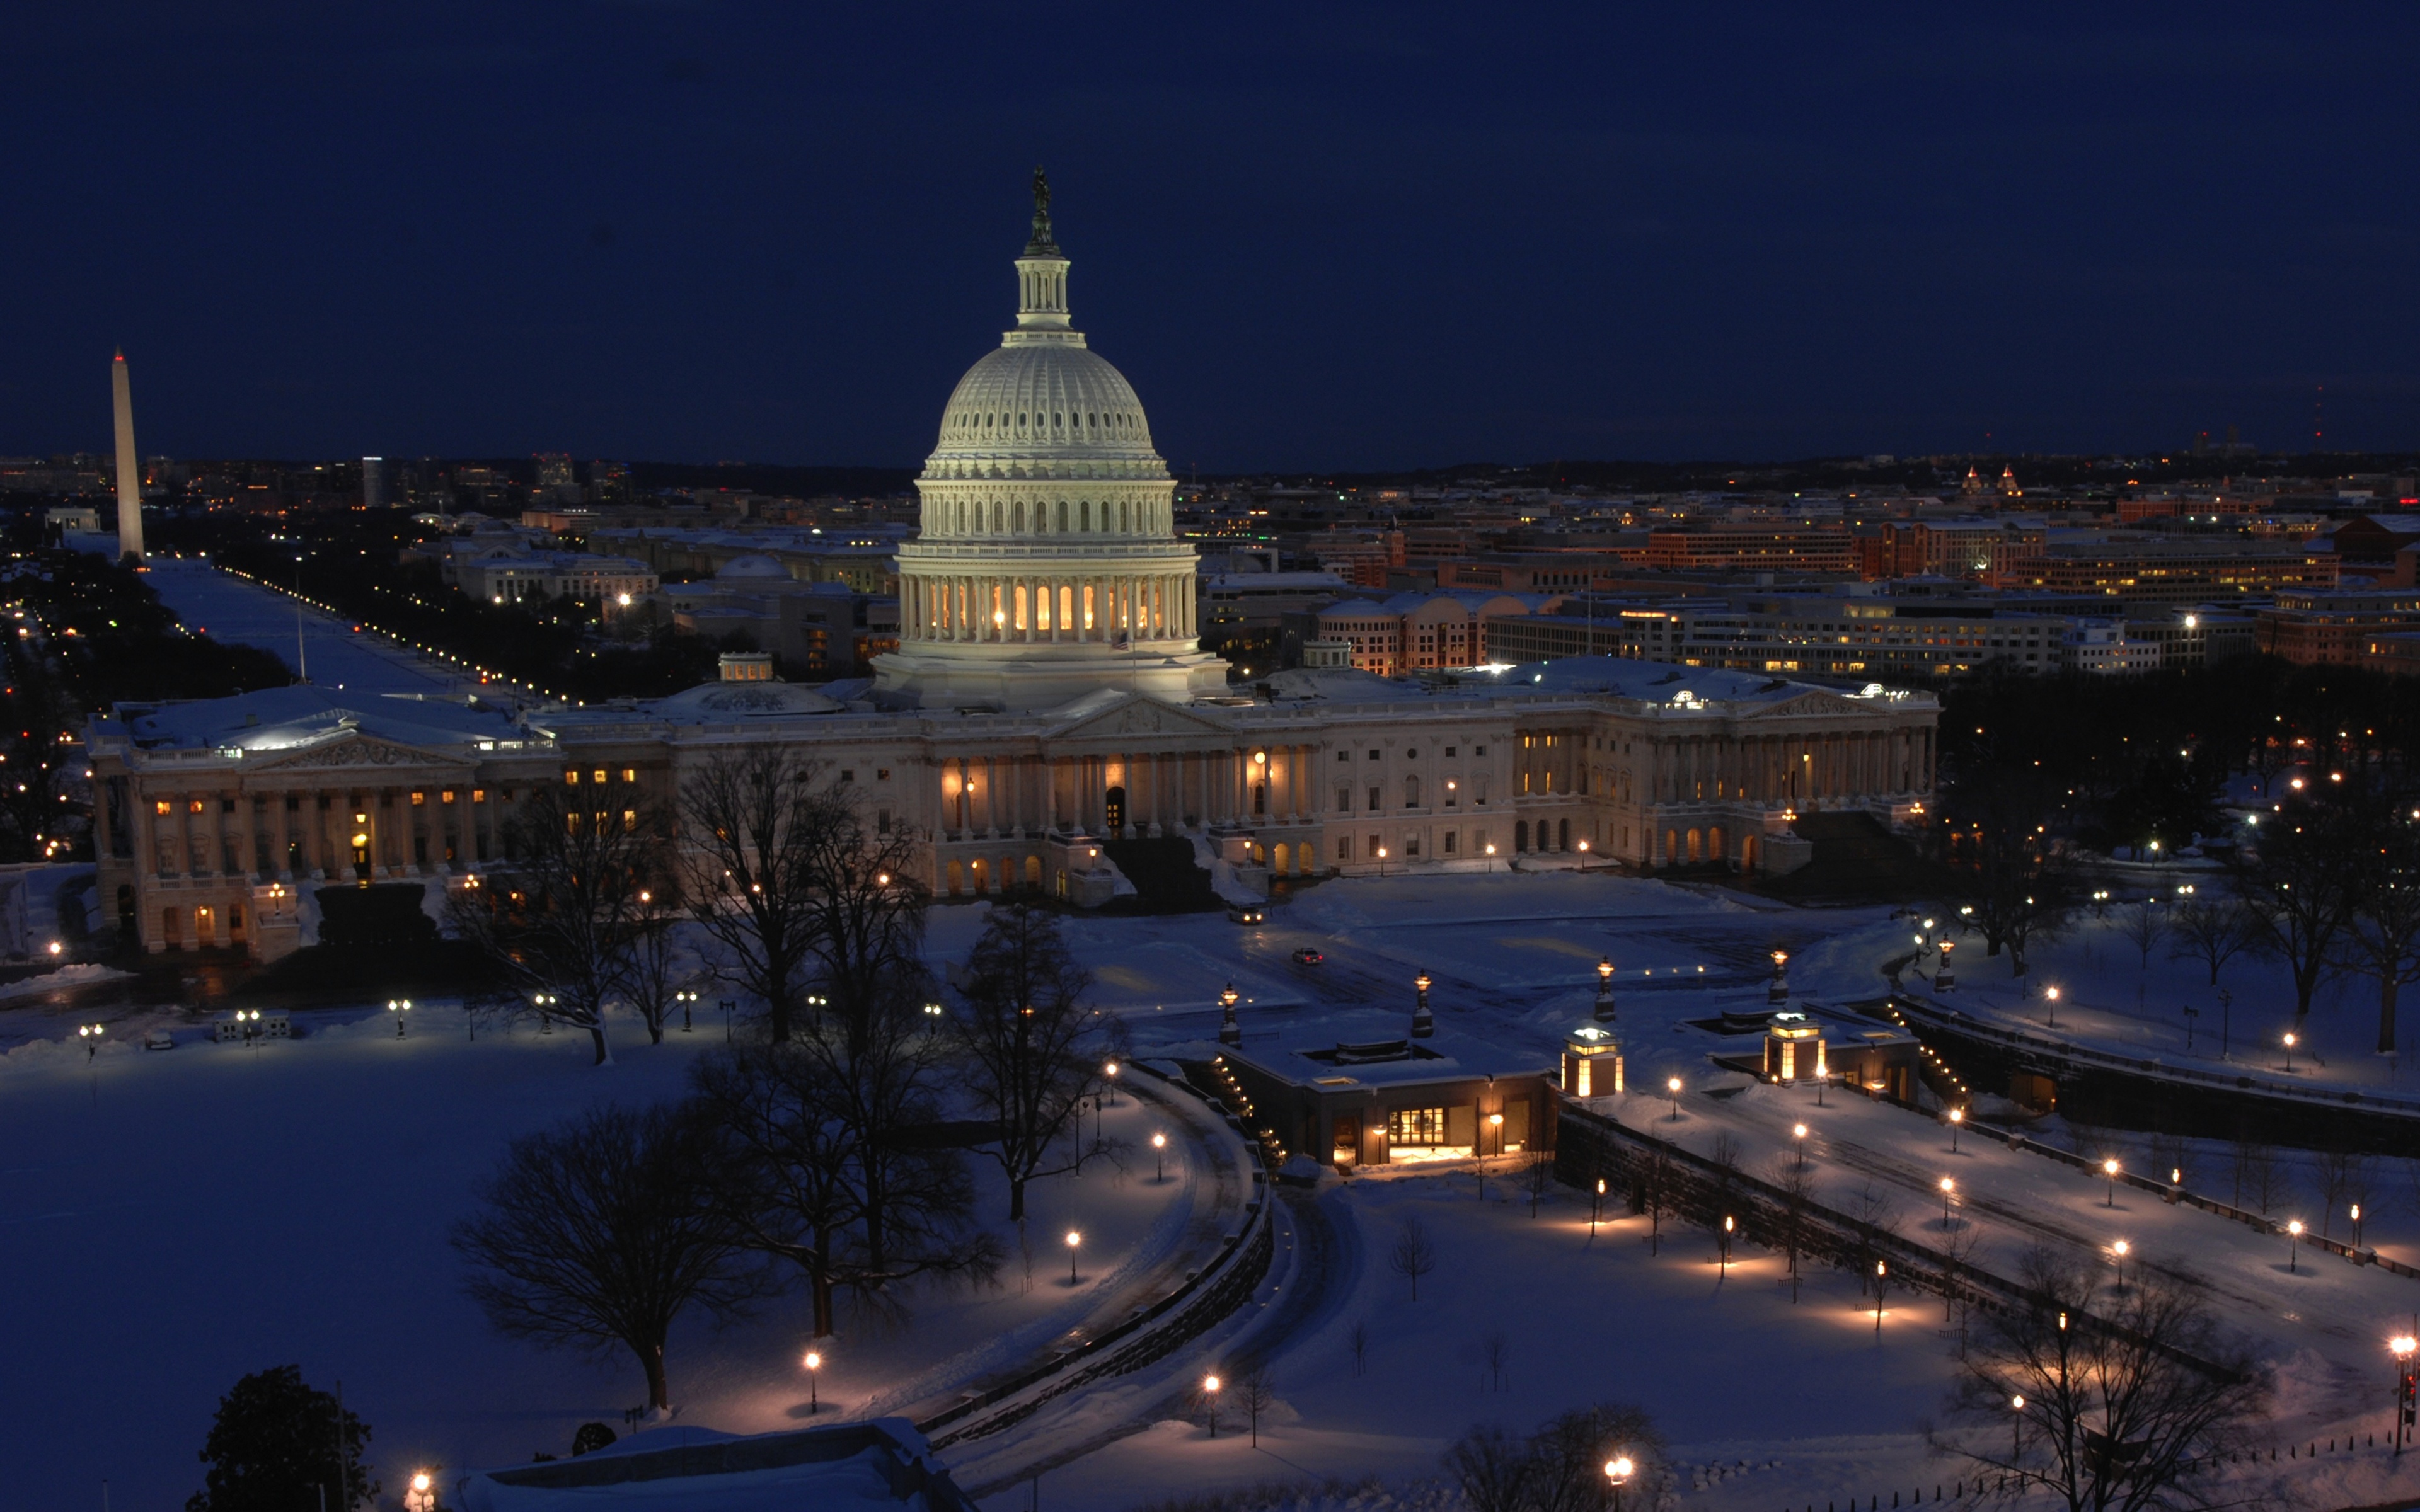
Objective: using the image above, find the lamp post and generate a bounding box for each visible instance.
[78,1022,103,1062]
[1152,1130,1168,1182]
[1593,1176,1606,1232]
[1666,1075,1683,1122]
[1375,845,1387,878]
[1066,1229,1082,1285]
[2219,987,2233,1059]
[1792,1122,1807,1171]
[2287,1219,2304,1273]
[1874,1260,1886,1334]
[388,997,412,1038]
[1594,955,1616,1024]
[1576,837,1591,872]
[2102,1157,2120,1208]
[1605,1457,1634,1512]
[1947,1106,1964,1153]
[2046,985,2060,1029]
[1939,1177,1955,1230]
[1103,1060,1120,1108]
[1484,842,1496,872]
[2112,1239,2129,1292]
[2392,1337,2416,1454]
[531,992,554,1034]
[1202,1374,1221,1438]
[2284,1032,2298,1073]
[1412,970,1433,1040]
[1768,949,1789,1007]
[677,988,698,1034]
[2353,1203,2365,1251]
[1720,1213,1734,1274]
[405,1472,435,1512]
[720,999,734,1043]
[1934,939,1955,992]
[1219,982,1242,1047]
[802,1350,822,1414]
[2010,1395,2025,1462]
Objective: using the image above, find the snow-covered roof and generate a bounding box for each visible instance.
[112,685,526,753]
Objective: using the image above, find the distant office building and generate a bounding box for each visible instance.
[1643,526,1857,575]
[362,456,384,511]
[2256,588,2420,667]
[2061,621,2160,675]
[1999,542,2337,603]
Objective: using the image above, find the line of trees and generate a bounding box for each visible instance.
[449,749,1118,1410]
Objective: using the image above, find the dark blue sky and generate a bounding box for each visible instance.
[9,4,2419,470]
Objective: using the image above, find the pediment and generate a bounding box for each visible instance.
[250,733,476,771]
[1047,694,1235,742]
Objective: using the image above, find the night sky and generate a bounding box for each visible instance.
[10,4,2419,471]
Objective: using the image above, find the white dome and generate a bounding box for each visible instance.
[931,345,1158,465]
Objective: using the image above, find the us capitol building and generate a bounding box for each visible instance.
[88,182,1940,958]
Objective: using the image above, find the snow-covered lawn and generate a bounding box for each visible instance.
[0,1009,1210,1512]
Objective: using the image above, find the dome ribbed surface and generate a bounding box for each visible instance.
[928,345,1160,474]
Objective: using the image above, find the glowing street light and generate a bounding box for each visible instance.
[388,997,413,1037]
[2284,1032,2298,1073]
[1066,1228,1083,1284]
[1792,1122,1808,1171]
[1606,1455,1635,1512]
[2287,1218,2305,1273]
[677,987,699,1033]
[1720,1213,1735,1274]
[2010,1395,2025,1460]
[2101,1157,2120,1208]
[78,1022,103,1062]
[2392,1337,2417,1454]
[1202,1373,1222,1438]
[1666,1075,1683,1121]
[2046,985,2060,1029]
[1947,1106,1964,1153]
[1102,1059,1121,1106]
[2112,1239,2130,1291]
[2353,1203,2365,1251]
[1593,1176,1606,1232]
[1151,1129,1168,1182]
[1939,1177,1955,1229]
[1594,954,1616,1024]
[405,1471,437,1512]
[802,1349,822,1414]
[1874,1259,1887,1333]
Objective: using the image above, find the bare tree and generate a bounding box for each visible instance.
[2166,896,2258,988]
[1766,1153,1816,1303]
[1945,1246,2262,1512]
[1444,1424,1535,1512]
[2232,791,2363,1022]
[1238,1364,1277,1445]
[451,1102,761,1411]
[2118,896,2167,971]
[1524,1148,1555,1218]
[1389,1216,1437,1300]
[1845,1179,1903,1292]
[2233,1140,2286,1216]
[1938,1218,1985,1341]
[618,881,693,1045]
[2313,1147,2375,1242]
[1480,1329,1512,1392]
[2332,792,2420,1053]
[1530,1402,1664,1512]
[950,903,1102,1221]
[1640,1142,1676,1256]
[686,1043,858,1337]
[1347,1318,1370,1377]
[679,747,827,1041]
[448,783,659,1065]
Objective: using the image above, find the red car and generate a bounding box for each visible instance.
[1291,947,1324,965]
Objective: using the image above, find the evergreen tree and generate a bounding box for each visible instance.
[186,1365,374,1512]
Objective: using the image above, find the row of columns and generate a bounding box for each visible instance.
[908,572,1195,645]
[936,744,1323,839]
[123,781,500,882]
[1627,726,1933,807]
[931,494,1159,538]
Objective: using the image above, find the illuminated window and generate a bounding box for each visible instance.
[621,768,636,784]
[154,799,171,816]
[441,790,455,804]
[565,770,580,784]
[592,769,608,786]
[622,810,637,832]
[410,791,425,806]
[190,799,205,814]
[1387,1108,1447,1146]
[472,789,487,803]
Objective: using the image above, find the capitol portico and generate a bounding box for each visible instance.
[86,180,1940,957]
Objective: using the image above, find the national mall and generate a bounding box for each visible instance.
[86,194,1939,957]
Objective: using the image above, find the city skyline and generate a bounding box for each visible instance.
[6,7,2419,468]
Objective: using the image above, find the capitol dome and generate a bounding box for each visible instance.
[872,173,1228,713]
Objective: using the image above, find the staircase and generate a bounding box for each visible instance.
[1763,811,1956,903]
[1099,836,1224,915]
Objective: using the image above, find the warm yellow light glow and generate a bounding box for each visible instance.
[1203,1374,1221,1393]
[1608,1457,1634,1480]
[1065,1230,1081,1249]
[804,1351,822,1370]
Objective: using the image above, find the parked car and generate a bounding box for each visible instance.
[1291,947,1324,965]
[1226,905,1265,925]
[142,1029,175,1051]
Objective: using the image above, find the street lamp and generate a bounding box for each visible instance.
[1874,1260,1886,1333]
[2353,1203,2365,1251]
[1939,1177,1955,1230]
[1412,970,1434,1039]
[1720,1213,1734,1274]
[1219,982,1242,1046]
[2102,1157,2120,1208]
[1593,1176,1606,1232]
[1947,1106,1964,1153]
[1576,837,1591,871]
[1202,1373,1222,1438]
[1768,949,1789,1007]
[388,997,412,1038]
[1594,955,1616,1024]
[2112,1239,2129,1292]
[677,988,698,1033]
[1103,1059,1121,1107]
[802,1350,822,1414]
[2284,1032,2298,1073]
[1376,845,1387,878]
[405,1472,436,1512]
[2010,1395,2025,1461]
[2287,1218,2305,1273]
[1792,1122,1808,1171]
[78,1022,103,1062]
[1606,1456,1635,1512]
[1066,1229,1082,1284]
[1666,1075,1683,1121]
[2045,985,2060,1029]
[2392,1337,2416,1454]
[1152,1130,1168,1182]
[1484,842,1496,872]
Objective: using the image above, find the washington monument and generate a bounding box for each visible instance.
[111,349,146,563]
